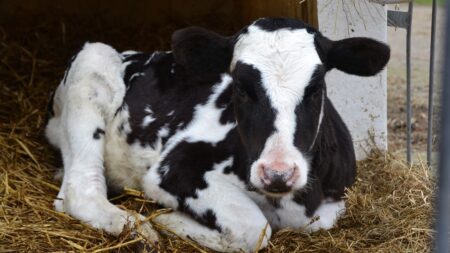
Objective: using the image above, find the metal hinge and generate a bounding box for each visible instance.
[387,10,410,28]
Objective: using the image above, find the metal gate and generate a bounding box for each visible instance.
[376,0,448,251]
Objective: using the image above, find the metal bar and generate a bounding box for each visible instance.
[435,1,450,251]
[427,0,437,166]
[406,2,413,164]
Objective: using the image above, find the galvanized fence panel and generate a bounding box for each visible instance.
[427,0,438,166]
[386,1,414,164]
[378,0,448,249]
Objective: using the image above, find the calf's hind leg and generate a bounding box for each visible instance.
[45,43,158,242]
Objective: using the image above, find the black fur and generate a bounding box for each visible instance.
[46,91,56,123]
[315,34,390,76]
[184,208,222,232]
[294,66,326,153]
[158,141,230,202]
[312,97,356,199]
[122,51,226,148]
[231,62,276,163]
[172,27,233,83]
[63,45,83,85]
[93,128,105,139]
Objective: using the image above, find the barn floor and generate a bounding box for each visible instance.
[0,13,434,252]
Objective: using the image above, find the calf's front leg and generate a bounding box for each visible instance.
[143,157,271,252]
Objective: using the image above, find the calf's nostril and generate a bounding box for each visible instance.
[260,165,272,185]
[285,167,295,178]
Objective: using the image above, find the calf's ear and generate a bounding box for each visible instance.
[172,27,233,80]
[315,34,390,76]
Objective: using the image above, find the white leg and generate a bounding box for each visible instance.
[45,42,158,243]
[273,196,345,232]
[154,211,233,250]
[153,197,271,253]
[144,165,271,252]
[307,199,345,232]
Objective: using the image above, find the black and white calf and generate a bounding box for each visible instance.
[45,18,389,252]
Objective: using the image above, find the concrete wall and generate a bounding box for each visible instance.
[318,0,388,160]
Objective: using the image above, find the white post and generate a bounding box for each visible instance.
[317,0,388,160]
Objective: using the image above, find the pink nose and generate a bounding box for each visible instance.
[259,162,298,194]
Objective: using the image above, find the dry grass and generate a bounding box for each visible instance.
[0,17,434,252]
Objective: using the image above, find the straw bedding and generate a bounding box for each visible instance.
[0,18,434,252]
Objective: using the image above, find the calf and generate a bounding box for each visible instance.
[45,18,389,252]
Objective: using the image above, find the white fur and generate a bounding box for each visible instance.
[145,52,157,65]
[142,167,180,209]
[129,72,145,82]
[144,105,152,113]
[272,195,309,230]
[232,26,321,192]
[105,105,162,189]
[157,125,170,138]
[249,193,344,232]
[155,158,271,252]
[142,115,156,127]
[154,74,235,161]
[121,60,136,71]
[307,199,345,231]
[121,50,139,56]
[46,42,158,242]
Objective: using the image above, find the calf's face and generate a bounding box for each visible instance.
[172,18,390,197]
[231,24,323,196]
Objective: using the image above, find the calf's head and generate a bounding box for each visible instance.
[172,18,390,196]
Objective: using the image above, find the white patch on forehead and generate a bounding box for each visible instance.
[231,25,321,136]
[233,25,322,191]
[232,25,320,99]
